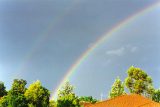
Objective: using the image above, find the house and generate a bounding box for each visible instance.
[84,94,160,107]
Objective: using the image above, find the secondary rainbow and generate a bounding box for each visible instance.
[51,1,160,100]
[14,1,81,78]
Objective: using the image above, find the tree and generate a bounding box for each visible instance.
[79,96,97,104]
[0,81,7,97]
[0,96,8,107]
[108,77,125,98]
[24,80,50,107]
[49,100,56,107]
[125,66,154,98]
[57,94,80,107]
[58,81,74,97]
[0,79,28,107]
[152,89,160,102]
[57,81,80,107]
[9,79,27,95]
[6,79,28,107]
[7,94,28,107]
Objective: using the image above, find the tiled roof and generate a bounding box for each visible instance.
[85,94,160,107]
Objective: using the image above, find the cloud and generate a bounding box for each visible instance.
[130,46,138,52]
[106,47,125,56]
[106,45,138,56]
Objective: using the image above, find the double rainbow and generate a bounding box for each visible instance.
[51,1,160,100]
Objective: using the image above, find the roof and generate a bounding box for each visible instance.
[85,94,160,107]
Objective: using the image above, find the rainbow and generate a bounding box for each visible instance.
[51,1,160,100]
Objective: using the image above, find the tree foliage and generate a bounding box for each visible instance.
[125,66,154,98]
[0,79,28,107]
[0,81,7,97]
[24,80,50,107]
[152,89,160,102]
[0,96,8,107]
[58,81,74,97]
[5,79,28,107]
[57,94,80,107]
[79,96,97,104]
[7,94,28,107]
[49,100,56,107]
[57,81,80,107]
[108,77,125,98]
[10,79,27,95]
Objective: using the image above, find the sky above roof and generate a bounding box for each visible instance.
[0,0,160,99]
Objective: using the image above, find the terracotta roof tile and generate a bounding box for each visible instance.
[85,94,160,107]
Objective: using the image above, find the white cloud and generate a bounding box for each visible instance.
[131,46,138,52]
[106,45,138,56]
[106,47,125,56]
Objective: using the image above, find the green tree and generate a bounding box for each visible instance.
[9,79,27,95]
[49,100,56,107]
[24,80,50,107]
[7,94,28,107]
[152,89,160,102]
[125,66,154,98]
[58,81,74,97]
[0,79,28,107]
[0,81,7,97]
[57,81,80,107]
[57,94,80,107]
[79,96,97,104]
[0,96,8,107]
[108,77,125,98]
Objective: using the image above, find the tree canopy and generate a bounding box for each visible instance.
[108,77,126,98]
[79,96,97,104]
[152,89,160,103]
[0,79,28,107]
[10,79,27,95]
[24,80,50,107]
[57,81,80,107]
[0,81,7,97]
[125,66,154,98]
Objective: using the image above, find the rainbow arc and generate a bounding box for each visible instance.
[51,1,160,100]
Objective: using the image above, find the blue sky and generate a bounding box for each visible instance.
[0,0,160,99]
